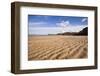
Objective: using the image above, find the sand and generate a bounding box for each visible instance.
[28,35,88,60]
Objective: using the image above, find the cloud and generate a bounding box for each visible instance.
[29,27,62,35]
[29,21,47,27]
[81,18,87,22]
[56,20,70,27]
[29,25,87,35]
[56,20,88,33]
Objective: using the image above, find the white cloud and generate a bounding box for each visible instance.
[29,21,47,27]
[28,20,88,35]
[56,20,70,27]
[81,18,87,22]
[29,25,87,35]
[29,27,62,35]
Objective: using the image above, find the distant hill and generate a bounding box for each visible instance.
[78,27,88,35]
[57,27,88,36]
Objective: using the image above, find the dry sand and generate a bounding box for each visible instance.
[28,35,88,60]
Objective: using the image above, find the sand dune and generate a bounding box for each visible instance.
[28,35,88,60]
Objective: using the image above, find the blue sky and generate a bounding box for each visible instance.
[28,15,88,35]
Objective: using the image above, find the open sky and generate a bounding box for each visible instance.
[28,15,88,35]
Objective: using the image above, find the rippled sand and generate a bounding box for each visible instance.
[28,35,88,60]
